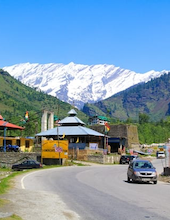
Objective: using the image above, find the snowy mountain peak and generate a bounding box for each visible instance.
[3,63,168,109]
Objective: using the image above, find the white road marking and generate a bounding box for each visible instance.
[21,170,44,189]
[21,172,33,189]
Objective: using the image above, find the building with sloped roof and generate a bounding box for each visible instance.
[36,109,105,149]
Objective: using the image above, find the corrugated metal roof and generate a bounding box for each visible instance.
[58,109,85,125]
[59,116,85,125]
[36,126,104,137]
[0,120,24,130]
[68,109,77,115]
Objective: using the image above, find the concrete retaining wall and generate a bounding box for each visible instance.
[87,155,120,164]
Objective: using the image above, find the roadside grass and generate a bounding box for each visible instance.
[0,169,19,194]
[0,214,22,220]
[0,198,9,206]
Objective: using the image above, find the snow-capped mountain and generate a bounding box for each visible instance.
[3,62,168,109]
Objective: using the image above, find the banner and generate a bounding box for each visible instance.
[42,140,68,159]
[89,143,98,150]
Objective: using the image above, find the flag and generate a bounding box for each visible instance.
[59,133,65,139]
[62,133,65,139]
[104,122,110,134]
[76,137,79,143]
[25,111,29,121]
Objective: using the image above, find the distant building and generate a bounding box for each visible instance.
[90,124,140,153]
[88,115,109,125]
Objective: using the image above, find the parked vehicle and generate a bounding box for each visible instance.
[12,160,42,171]
[157,151,165,159]
[0,145,20,152]
[7,144,20,152]
[119,155,138,164]
[127,159,157,184]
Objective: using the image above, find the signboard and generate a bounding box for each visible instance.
[89,143,98,150]
[42,140,68,159]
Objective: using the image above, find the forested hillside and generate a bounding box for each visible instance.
[0,69,88,136]
[83,72,170,122]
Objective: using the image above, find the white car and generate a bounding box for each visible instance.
[157,151,165,159]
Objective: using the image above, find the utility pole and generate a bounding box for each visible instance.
[35,121,38,148]
[57,100,61,165]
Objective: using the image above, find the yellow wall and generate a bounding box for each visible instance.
[20,137,34,152]
[42,140,68,159]
[0,136,34,152]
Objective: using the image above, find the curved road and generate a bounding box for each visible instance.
[17,158,170,220]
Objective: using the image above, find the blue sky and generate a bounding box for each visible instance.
[0,0,170,73]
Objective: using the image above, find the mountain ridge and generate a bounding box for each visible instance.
[82,72,170,122]
[3,62,168,109]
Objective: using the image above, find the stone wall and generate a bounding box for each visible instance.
[69,149,103,161]
[0,152,41,168]
[0,151,120,168]
[69,148,121,164]
[87,155,103,163]
[87,155,120,164]
[103,155,120,164]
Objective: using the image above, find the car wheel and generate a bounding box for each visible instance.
[127,176,131,183]
[153,181,157,184]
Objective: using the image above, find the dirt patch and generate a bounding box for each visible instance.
[158,175,170,183]
[0,198,14,219]
[1,187,81,220]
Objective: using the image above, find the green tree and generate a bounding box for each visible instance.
[139,113,150,124]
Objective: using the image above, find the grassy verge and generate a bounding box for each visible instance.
[0,170,18,194]
[0,214,22,220]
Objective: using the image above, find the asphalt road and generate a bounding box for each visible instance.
[19,159,170,220]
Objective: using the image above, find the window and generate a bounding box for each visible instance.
[16,140,20,147]
[25,140,30,148]
[4,140,12,145]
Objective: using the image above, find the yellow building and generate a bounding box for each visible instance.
[0,136,34,152]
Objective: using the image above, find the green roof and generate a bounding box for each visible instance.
[98,116,108,121]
